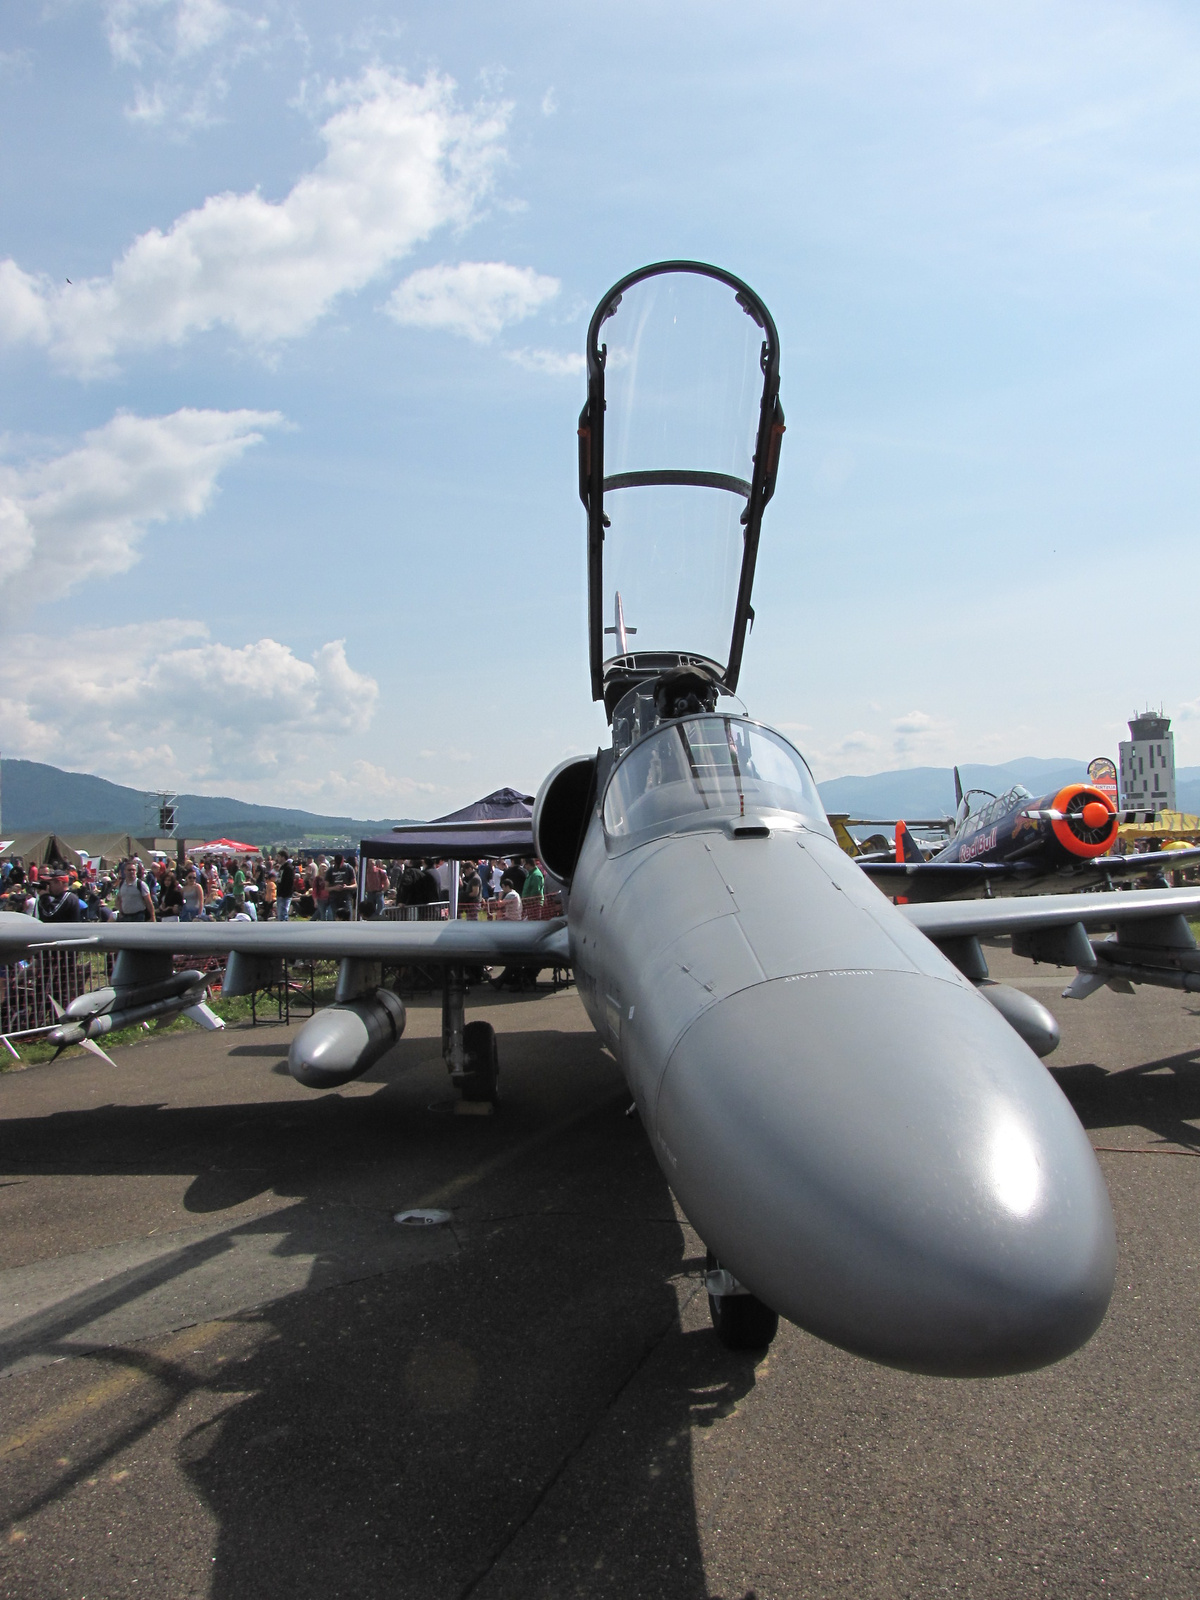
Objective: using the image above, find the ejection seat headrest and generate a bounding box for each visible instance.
[653,666,720,721]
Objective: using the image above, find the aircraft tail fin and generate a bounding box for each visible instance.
[953,766,964,808]
[895,821,925,865]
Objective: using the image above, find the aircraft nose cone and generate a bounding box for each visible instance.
[1082,800,1110,830]
[655,971,1115,1376]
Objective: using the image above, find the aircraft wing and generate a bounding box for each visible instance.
[1093,844,1200,877]
[899,886,1200,1000]
[898,885,1200,942]
[858,861,1031,898]
[862,844,1200,900]
[0,911,570,968]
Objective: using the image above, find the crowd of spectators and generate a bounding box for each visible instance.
[0,850,554,925]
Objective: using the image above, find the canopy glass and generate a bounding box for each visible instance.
[580,263,782,708]
[602,716,828,840]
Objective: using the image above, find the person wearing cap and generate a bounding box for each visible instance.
[326,854,357,919]
[38,871,83,923]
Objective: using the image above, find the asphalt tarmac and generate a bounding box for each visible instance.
[1,953,1198,1600]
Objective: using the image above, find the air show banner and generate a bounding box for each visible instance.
[1087,757,1119,805]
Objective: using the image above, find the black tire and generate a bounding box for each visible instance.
[460,1020,499,1103]
[705,1251,779,1350]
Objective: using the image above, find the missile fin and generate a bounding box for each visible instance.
[1061,970,1107,1001]
[183,1002,225,1032]
[79,1036,116,1067]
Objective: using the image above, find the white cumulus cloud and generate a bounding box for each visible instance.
[0,408,280,607]
[504,346,584,377]
[0,69,510,373]
[105,0,271,129]
[106,0,248,66]
[386,262,560,343]
[0,623,380,792]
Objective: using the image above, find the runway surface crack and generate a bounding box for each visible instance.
[454,1278,705,1599]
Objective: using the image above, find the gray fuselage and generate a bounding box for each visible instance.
[566,713,1115,1378]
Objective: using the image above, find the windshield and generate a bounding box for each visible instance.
[597,272,767,673]
[603,717,828,838]
[961,785,1034,835]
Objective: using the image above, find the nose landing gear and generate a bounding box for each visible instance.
[705,1250,779,1350]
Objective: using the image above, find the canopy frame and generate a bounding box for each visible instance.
[578,259,784,713]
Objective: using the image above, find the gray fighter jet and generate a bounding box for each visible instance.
[5,261,1200,1381]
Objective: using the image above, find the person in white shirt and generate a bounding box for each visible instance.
[501,872,523,921]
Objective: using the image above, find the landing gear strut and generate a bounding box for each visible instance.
[442,965,499,1104]
[705,1250,779,1350]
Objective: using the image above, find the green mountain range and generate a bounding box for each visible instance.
[0,759,419,846]
[3,755,1197,849]
[817,757,1200,821]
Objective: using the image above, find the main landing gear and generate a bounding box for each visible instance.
[442,965,499,1105]
[705,1250,779,1350]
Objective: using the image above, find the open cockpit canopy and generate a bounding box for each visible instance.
[579,262,783,718]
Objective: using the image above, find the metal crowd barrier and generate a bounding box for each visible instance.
[379,901,453,921]
[1,893,569,1045]
[377,894,563,922]
[0,946,111,1041]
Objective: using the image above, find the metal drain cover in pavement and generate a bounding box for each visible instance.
[394,1209,453,1227]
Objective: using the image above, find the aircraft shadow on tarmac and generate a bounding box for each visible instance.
[0,1031,768,1598]
[1052,1040,1200,1151]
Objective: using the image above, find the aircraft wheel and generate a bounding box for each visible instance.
[460,1020,499,1103]
[706,1251,779,1350]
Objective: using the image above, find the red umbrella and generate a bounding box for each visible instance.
[187,838,261,856]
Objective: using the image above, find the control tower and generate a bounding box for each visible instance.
[1118,711,1175,814]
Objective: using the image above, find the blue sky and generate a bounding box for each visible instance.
[1,0,1198,815]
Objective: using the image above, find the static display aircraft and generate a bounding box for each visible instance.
[4,261,1200,1380]
[860,763,1200,909]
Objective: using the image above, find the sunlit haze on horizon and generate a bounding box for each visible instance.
[1,1,1197,816]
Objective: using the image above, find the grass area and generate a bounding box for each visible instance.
[2,960,342,1070]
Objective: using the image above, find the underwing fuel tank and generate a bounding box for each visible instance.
[975,980,1060,1059]
[569,714,1116,1378]
[288,989,406,1089]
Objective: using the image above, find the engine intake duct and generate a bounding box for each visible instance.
[534,755,598,884]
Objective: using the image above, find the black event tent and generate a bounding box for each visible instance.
[359,788,535,862]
